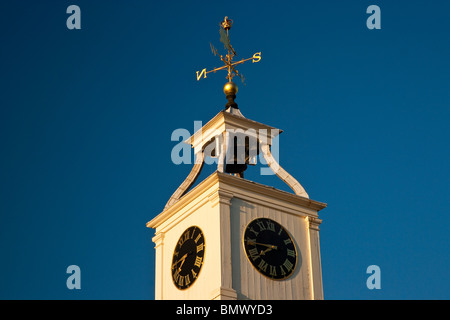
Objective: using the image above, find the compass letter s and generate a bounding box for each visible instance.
[252,52,261,63]
[196,68,207,81]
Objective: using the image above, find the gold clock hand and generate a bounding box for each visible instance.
[178,257,186,271]
[172,249,197,270]
[247,240,278,250]
[260,246,279,255]
[172,253,188,269]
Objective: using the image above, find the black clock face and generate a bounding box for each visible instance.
[243,218,297,280]
[171,226,205,290]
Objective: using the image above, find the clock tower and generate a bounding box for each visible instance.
[146,17,327,300]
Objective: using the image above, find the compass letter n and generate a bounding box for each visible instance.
[196,68,207,81]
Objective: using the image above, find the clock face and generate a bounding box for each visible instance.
[243,218,297,280]
[171,226,205,290]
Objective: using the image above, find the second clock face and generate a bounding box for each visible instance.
[171,226,205,290]
[243,218,297,280]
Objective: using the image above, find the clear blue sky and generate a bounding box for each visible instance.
[0,0,449,299]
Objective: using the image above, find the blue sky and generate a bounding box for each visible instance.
[0,1,449,299]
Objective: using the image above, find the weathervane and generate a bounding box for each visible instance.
[196,17,261,110]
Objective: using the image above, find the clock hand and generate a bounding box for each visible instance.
[172,249,197,270]
[246,240,278,250]
[172,253,188,270]
[260,247,276,256]
[178,257,186,271]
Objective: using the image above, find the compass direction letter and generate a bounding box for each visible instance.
[196,68,207,81]
[252,52,261,63]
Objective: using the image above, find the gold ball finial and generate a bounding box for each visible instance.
[223,82,238,110]
[223,81,238,95]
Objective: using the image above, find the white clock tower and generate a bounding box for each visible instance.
[146,17,327,300]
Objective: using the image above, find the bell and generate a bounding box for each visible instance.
[225,162,248,174]
[225,134,248,174]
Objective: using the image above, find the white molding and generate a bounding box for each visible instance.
[152,232,165,249]
[209,189,233,208]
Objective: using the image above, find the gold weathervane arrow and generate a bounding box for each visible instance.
[196,17,261,84]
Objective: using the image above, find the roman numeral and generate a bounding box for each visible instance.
[283,259,294,272]
[195,233,201,243]
[249,227,259,237]
[245,237,256,244]
[269,265,277,277]
[258,259,268,272]
[287,249,295,257]
[256,221,266,231]
[183,231,190,242]
[173,269,180,282]
[191,269,198,279]
[266,221,275,232]
[248,247,259,261]
[280,265,286,276]
[196,243,204,253]
[283,238,292,245]
[194,256,203,268]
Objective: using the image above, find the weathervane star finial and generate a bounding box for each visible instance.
[221,16,233,30]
